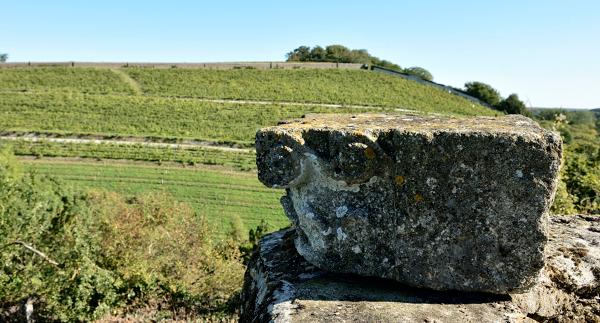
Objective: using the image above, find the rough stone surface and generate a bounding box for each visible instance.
[240,215,599,322]
[512,215,600,321]
[255,113,562,293]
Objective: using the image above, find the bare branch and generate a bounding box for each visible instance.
[3,241,60,267]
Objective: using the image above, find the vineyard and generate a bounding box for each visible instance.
[2,139,257,170]
[124,68,496,115]
[0,65,497,236]
[0,92,398,146]
[22,159,287,236]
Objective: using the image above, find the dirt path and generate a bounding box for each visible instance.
[0,134,254,153]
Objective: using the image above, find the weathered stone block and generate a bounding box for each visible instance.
[256,114,562,293]
[240,216,599,322]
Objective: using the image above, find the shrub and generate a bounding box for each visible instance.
[496,94,531,116]
[403,66,433,81]
[0,147,120,322]
[91,191,245,317]
[0,148,245,321]
[464,81,502,107]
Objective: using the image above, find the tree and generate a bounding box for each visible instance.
[0,53,7,63]
[403,66,433,81]
[464,81,502,107]
[286,46,311,61]
[496,93,531,116]
[309,46,326,61]
[325,45,352,63]
[285,45,402,70]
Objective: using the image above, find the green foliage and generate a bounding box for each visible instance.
[496,93,531,116]
[239,220,270,263]
[0,151,247,321]
[464,82,531,117]
[0,53,7,63]
[560,145,599,213]
[286,44,398,69]
[0,145,22,180]
[464,81,502,107]
[403,66,433,81]
[539,111,600,215]
[0,151,120,321]
[90,191,245,317]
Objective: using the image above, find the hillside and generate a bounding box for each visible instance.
[0,65,497,236]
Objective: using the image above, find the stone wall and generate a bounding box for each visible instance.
[242,113,599,322]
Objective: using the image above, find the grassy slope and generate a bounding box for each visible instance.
[0,66,498,235]
[0,92,396,146]
[23,159,288,237]
[126,68,496,115]
[0,67,135,94]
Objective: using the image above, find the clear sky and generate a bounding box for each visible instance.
[1,1,598,109]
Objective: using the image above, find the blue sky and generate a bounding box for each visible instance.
[1,1,598,109]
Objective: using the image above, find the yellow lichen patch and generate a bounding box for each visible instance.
[394,175,405,186]
[364,147,376,159]
[414,194,424,202]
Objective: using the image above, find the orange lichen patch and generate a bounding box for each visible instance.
[394,175,405,186]
[352,130,363,136]
[414,194,424,202]
[364,147,376,159]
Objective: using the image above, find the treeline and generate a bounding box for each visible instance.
[463,81,531,116]
[0,53,7,63]
[286,45,433,81]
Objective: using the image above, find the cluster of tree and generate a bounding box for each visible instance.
[286,45,433,81]
[0,53,7,63]
[463,81,531,116]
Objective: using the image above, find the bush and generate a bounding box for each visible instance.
[496,94,531,116]
[403,66,433,81]
[91,191,245,317]
[0,148,245,321]
[0,147,119,321]
[543,111,600,215]
[464,81,502,107]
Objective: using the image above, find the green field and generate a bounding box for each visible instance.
[0,65,499,236]
[22,159,288,236]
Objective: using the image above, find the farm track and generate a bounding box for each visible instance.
[1,133,254,153]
